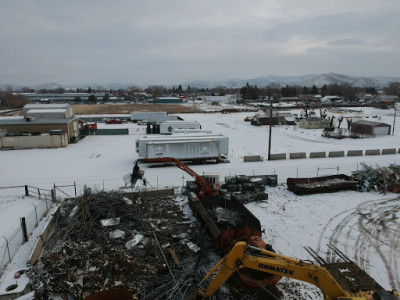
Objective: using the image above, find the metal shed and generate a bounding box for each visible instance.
[23,104,74,118]
[253,114,279,125]
[0,133,69,150]
[0,118,80,142]
[350,120,391,136]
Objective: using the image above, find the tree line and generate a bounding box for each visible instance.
[1,81,399,109]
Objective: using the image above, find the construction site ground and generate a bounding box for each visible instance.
[0,104,399,299]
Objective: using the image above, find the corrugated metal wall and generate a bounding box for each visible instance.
[0,134,68,149]
[80,128,129,136]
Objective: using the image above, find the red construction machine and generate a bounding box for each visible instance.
[130,157,281,288]
[130,157,220,197]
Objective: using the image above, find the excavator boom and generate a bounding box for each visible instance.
[131,157,218,196]
[197,242,399,300]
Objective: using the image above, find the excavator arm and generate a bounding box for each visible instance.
[131,157,217,196]
[197,242,399,300]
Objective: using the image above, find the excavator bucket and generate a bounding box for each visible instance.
[131,162,144,185]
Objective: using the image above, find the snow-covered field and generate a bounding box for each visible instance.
[0,105,399,298]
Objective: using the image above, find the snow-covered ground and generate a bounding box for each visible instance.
[0,105,399,298]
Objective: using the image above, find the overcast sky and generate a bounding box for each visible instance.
[1,0,399,86]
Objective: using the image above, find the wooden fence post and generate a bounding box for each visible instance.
[51,189,56,202]
[20,217,28,242]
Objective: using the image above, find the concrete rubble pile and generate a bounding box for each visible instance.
[352,163,400,194]
[221,175,269,203]
[27,187,203,299]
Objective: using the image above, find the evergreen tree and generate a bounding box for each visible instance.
[88,94,97,104]
[311,85,319,94]
[103,93,110,103]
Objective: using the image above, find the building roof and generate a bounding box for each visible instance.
[284,117,296,122]
[24,104,71,109]
[352,120,390,127]
[0,118,75,125]
[277,112,293,117]
[303,117,324,122]
[27,109,67,114]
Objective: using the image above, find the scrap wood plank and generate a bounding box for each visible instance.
[168,248,181,265]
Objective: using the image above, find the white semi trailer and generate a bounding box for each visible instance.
[159,121,201,134]
[136,134,229,162]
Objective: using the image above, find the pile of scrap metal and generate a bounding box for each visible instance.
[26,187,202,299]
[187,176,282,290]
[221,175,270,203]
[287,174,359,195]
[351,162,400,193]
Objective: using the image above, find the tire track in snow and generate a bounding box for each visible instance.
[316,196,400,291]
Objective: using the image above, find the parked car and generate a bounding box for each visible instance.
[106,119,123,124]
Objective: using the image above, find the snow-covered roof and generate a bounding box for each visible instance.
[0,118,75,125]
[23,104,71,109]
[353,120,390,127]
[27,109,67,114]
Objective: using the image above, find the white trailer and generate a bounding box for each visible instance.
[160,121,201,134]
[136,134,229,161]
[172,129,212,134]
[149,115,181,123]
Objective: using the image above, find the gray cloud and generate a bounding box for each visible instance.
[0,0,399,86]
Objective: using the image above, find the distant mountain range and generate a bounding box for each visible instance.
[185,73,400,89]
[2,73,400,91]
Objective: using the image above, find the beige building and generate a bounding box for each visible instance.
[299,117,330,129]
[0,118,79,143]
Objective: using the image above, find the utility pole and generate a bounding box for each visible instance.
[393,106,396,135]
[268,90,273,160]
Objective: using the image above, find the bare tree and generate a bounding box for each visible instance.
[346,118,353,130]
[54,87,66,94]
[127,85,143,104]
[302,104,309,118]
[213,86,227,96]
[145,85,164,104]
[319,109,327,119]
[0,90,29,109]
[386,82,400,97]
[337,116,344,128]
[329,116,335,127]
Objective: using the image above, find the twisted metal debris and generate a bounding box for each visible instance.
[27,187,203,299]
[352,163,400,194]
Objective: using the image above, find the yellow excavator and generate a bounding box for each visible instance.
[196,242,399,300]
